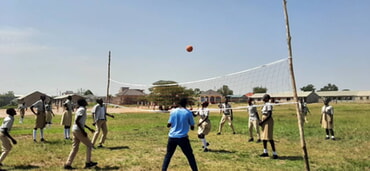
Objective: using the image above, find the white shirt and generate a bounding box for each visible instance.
[0,115,14,132]
[196,108,209,120]
[31,100,45,112]
[322,105,334,115]
[64,99,73,111]
[247,105,258,121]
[221,103,232,115]
[262,102,273,115]
[92,104,106,122]
[72,107,87,131]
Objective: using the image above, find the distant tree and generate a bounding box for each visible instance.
[319,83,338,91]
[147,80,196,109]
[253,86,267,93]
[0,91,16,107]
[300,84,316,92]
[84,89,94,95]
[342,89,350,91]
[217,85,234,97]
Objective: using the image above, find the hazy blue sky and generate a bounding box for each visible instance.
[1,1,369,96]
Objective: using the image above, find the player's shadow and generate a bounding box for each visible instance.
[107,146,130,150]
[93,166,120,170]
[207,149,235,154]
[12,164,40,170]
[276,156,302,161]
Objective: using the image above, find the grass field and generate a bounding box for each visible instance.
[1,102,370,171]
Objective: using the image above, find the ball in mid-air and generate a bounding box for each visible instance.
[186,45,193,52]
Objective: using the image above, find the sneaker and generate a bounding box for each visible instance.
[259,153,269,157]
[272,154,279,159]
[40,138,45,142]
[217,132,221,135]
[248,138,254,142]
[63,165,74,170]
[84,161,98,168]
[203,148,209,152]
[97,144,104,148]
[331,137,336,141]
[33,139,37,143]
[256,139,261,143]
[325,137,330,140]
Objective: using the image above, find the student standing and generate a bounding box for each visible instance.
[247,99,261,142]
[194,101,211,152]
[162,98,198,171]
[18,102,27,123]
[91,98,114,148]
[217,97,236,135]
[61,96,73,139]
[320,99,335,140]
[64,98,97,170]
[299,99,310,123]
[45,101,55,128]
[259,94,278,159]
[30,95,47,142]
[0,108,17,166]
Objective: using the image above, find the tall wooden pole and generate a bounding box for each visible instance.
[106,51,111,103]
[282,1,310,170]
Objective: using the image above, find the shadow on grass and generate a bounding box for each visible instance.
[107,146,130,150]
[277,156,303,161]
[207,149,235,153]
[11,164,40,170]
[93,166,120,170]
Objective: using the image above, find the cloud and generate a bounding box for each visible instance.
[0,27,53,57]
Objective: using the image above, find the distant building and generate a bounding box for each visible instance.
[17,91,52,107]
[199,90,223,104]
[111,87,147,105]
[53,94,86,108]
[250,91,320,103]
[316,90,370,102]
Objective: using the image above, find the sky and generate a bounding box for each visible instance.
[1,1,369,97]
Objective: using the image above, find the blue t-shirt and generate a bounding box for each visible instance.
[168,107,195,138]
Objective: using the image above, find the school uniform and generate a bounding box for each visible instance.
[0,115,15,163]
[247,105,260,140]
[196,107,211,135]
[261,102,274,140]
[321,105,334,129]
[61,99,73,127]
[45,104,53,123]
[66,106,93,165]
[31,100,46,129]
[18,104,26,118]
[218,103,235,133]
[91,104,108,146]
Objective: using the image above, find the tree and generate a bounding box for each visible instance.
[84,89,94,95]
[147,80,196,110]
[253,86,267,93]
[300,84,316,92]
[0,91,16,107]
[217,85,233,97]
[319,83,338,91]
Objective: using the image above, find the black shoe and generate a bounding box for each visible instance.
[203,148,209,152]
[248,138,254,142]
[85,161,98,168]
[97,144,104,148]
[272,154,279,159]
[233,132,236,134]
[63,165,74,170]
[33,139,37,143]
[260,153,269,157]
[0,163,3,166]
[325,137,330,140]
[331,137,336,141]
[217,132,221,135]
[256,139,261,143]
[41,138,45,142]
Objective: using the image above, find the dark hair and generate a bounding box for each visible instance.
[263,94,271,100]
[77,98,87,107]
[201,101,209,107]
[6,108,16,115]
[178,98,188,107]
